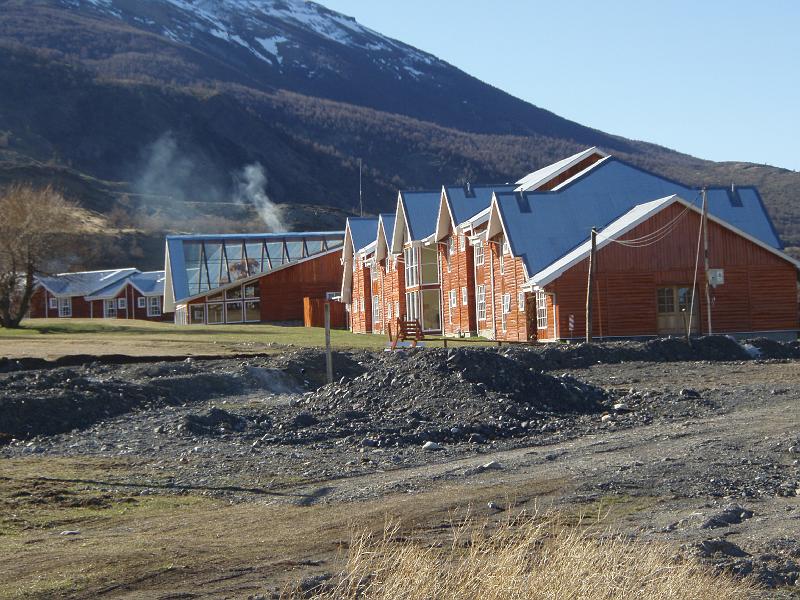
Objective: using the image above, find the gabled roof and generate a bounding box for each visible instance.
[490,157,783,279]
[400,189,442,241]
[130,271,166,296]
[36,268,139,297]
[515,147,609,192]
[529,195,800,288]
[340,217,379,304]
[83,270,166,300]
[347,217,380,253]
[376,213,395,260]
[443,184,516,226]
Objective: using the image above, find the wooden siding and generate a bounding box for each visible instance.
[303,297,347,329]
[349,254,372,333]
[548,203,799,339]
[260,250,343,322]
[439,229,477,336]
[487,234,528,341]
[372,254,405,336]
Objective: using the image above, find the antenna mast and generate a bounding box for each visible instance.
[358,158,363,217]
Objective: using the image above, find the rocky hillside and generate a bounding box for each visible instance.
[0,0,797,268]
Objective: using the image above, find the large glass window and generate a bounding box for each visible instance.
[405,291,419,321]
[226,301,243,323]
[244,300,260,322]
[420,246,439,284]
[244,282,259,298]
[207,303,224,324]
[190,305,205,324]
[421,289,441,331]
[404,247,418,287]
[225,286,243,300]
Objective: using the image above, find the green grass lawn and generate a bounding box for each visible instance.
[0,319,495,358]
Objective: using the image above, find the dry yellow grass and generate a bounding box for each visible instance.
[307,514,755,600]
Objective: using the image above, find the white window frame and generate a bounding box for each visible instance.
[103,299,117,319]
[501,292,510,332]
[476,285,486,321]
[498,241,505,275]
[372,294,381,323]
[536,291,548,330]
[147,296,162,317]
[405,291,419,321]
[137,296,146,309]
[448,236,455,256]
[474,242,485,266]
[117,297,127,310]
[404,247,418,287]
[386,301,392,321]
[394,300,399,319]
[58,297,72,318]
[459,234,466,252]
[49,297,58,310]
[448,289,457,325]
[518,291,525,312]
[461,286,468,306]
[207,303,224,325]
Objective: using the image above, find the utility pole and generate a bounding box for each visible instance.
[324,300,333,384]
[585,227,597,344]
[358,158,363,217]
[701,188,712,335]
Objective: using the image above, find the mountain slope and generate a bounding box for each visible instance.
[0,0,797,265]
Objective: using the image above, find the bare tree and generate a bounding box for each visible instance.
[0,185,81,328]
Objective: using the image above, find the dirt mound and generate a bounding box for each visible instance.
[261,347,605,447]
[0,361,270,442]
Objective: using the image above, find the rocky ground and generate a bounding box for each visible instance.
[1,337,799,598]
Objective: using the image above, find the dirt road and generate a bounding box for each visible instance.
[1,347,799,598]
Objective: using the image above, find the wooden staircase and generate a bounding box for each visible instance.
[388,317,424,349]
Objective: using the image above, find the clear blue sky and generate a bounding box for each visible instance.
[322,1,799,171]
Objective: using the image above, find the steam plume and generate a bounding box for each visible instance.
[234,163,286,232]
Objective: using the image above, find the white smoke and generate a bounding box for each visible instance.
[234,163,286,232]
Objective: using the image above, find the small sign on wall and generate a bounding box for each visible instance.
[708,269,725,287]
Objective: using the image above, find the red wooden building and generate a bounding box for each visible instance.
[177,248,343,325]
[488,194,799,341]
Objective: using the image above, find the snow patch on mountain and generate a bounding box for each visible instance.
[62,0,442,77]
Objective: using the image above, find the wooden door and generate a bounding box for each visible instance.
[656,286,700,335]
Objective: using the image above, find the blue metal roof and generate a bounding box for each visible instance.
[444,184,516,225]
[347,217,379,252]
[36,268,138,297]
[379,213,396,240]
[131,271,165,295]
[494,158,783,278]
[401,190,442,240]
[166,231,345,302]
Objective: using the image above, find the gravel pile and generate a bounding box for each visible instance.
[260,347,605,447]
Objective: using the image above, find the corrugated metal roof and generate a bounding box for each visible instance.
[401,190,442,240]
[494,158,783,279]
[444,184,515,226]
[36,268,139,297]
[130,271,166,295]
[347,217,380,252]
